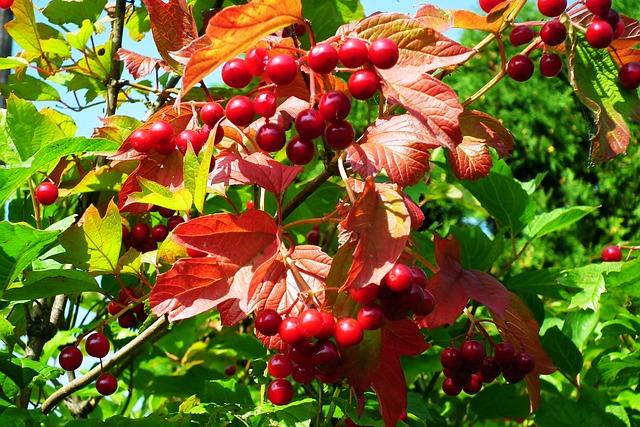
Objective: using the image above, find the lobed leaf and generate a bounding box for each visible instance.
[414,4,454,33]
[116,48,172,80]
[3,269,100,302]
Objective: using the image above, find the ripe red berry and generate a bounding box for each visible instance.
[268,354,293,378]
[602,245,623,261]
[509,26,534,46]
[463,374,483,395]
[479,0,506,13]
[298,308,324,337]
[461,340,486,365]
[410,267,427,289]
[537,0,567,17]
[586,0,611,16]
[539,52,563,77]
[600,8,621,31]
[108,301,122,315]
[130,129,153,152]
[288,341,313,365]
[149,120,174,146]
[175,129,203,155]
[442,377,462,396]
[85,332,110,358]
[255,309,282,336]
[399,283,426,312]
[286,136,315,165]
[440,347,463,370]
[311,339,340,367]
[221,58,253,89]
[267,378,294,405]
[339,38,369,68]
[315,311,336,340]
[614,19,625,39]
[118,311,137,328]
[319,90,351,122]
[507,54,534,82]
[325,120,355,150]
[306,226,320,245]
[586,20,614,49]
[0,0,13,9]
[157,207,175,218]
[224,365,237,377]
[334,318,363,347]
[266,54,298,86]
[186,246,207,257]
[153,139,175,155]
[348,69,379,100]
[96,373,118,396]
[480,357,502,380]
[118,288,138,304]
[413,288,436,316]
[246,200,255,210]
[357,304,385,330]
[166,215,185,231]
[291,364,315,384]
[132,223,150,241]
[256,122,286,152]
[382,263,414,293]
[200,102,225,127]
[59,346,83,371]
[494,341,515,367]
[315,366,342,384]
[368,38,399,69]
[540,20,567,46]
[295,108,326,139]
[618,62,640,90]
[279,317,306,345]
[150,224,169,242]
[35,182,58,205]
[349,283,379,304]
[307,43,339,74]
[253,92,278,118]
[245,47,269,76]
[225,96,255,127]
[502,367,526,383]
[512,351,535,374]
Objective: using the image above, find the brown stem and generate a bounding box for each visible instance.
[105,0,126,116]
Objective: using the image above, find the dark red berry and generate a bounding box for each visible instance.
[502,367,526,383]
[288,341,313,365]
[59,346,83,371]
[319,90,351,122]
[253,92,278,118]
[167,215,185,231]
[311,339,340,367]
[255,309,282,336]
[618,62,640,90]
[399,283,426,312]
[442,377,462,396]
[267,379,294,405]
[315,366,342,383]
[279,317,306,345]
[494,341,515,367]
[130,129,153,152]
[224,364,237,376]
[150,224,169,242]
[245,47,269,76]
[315,311,336,340]
[614,19,625,39]
[225,96,255,127]
[306,226,320,245]
[537,0,567,17]
[121,224,130,240]
[413,288,436,316]
[586,20,614,49]
[539,52,563,77]
[286,136,315,165]
[339,38,369,68]
[507,54,534,82]
[266,54,298,86]
[118,311,137,328]
[291,364,315,384]
[461,340,486,365]
[295,108,325,139]
[149,120,174,146]
[132,223,150,241]
[221,58,253,89]
[307,43,339,74]
[463,374,483,395]
[157,207,175,218]
[440,347,463,370]
[153,139,175,155]
[200,102,225,127]
[480,357,502,380]
[349,283,379,304]
[512,351,535,374]
[85,332,110,358]
[348,69,379,100]
[599,7,620,31]
[540,20,567,46]
[586,0,611,16]
[108,301,122,315]
[268,353,293,378]
[325,120,355,150]
[410,267,427,289]
[509,26,534,46]
[380,294,411,321]
[335,318,363,347]
[175,129,203,155]
[368,38,399,69]
[382,263,413,293]
[298,308,324,337]
[118,288,138,303]
[96,373,118,396]
[357,304,385,330]
[256,122,287,152]
[35,182,58,205]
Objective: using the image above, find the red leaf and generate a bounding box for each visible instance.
[210,151,303,195]
[346,114,440,187]
[341,178,411,291]
[142,0,198,72]
[169,34,212,67]
[414,5,454,33]
[403,193,424,231]
[116,48,172,79]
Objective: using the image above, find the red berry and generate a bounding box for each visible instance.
[59,346,83,371]
[118,311,137,328]
[255,309,282,336]
[509,26,534,46]
[35,182,58,205]
[512,351,535,374]
[586,20,614,49]
[586,0,611,16]
[348,69,379,100]
[463,374,483,395]
[380,294,411,321]
[349,283,379,304]
[118,288,138,303]
[618,62,640,90]
[268,353,293,378]
[614,19,625,39]
[507,54,534,82]
[319,90,351,122]
[186,246,207,257]
[307,43,339,74]
[221,58,253,89]
[121,224,130,240]
[295,108,325,139]
[253,92,278,118]
[311,339,340,367]
[166,215,185,231]
[153,139,175,155]
[440,347,463,370]
[224,365,237,377]
[357,304,384,330]
[288,341,313,365]
[442,377,462,396]
[175,129,203,155]
[479,0,506,13]
[96,373,118,396]
[315,311,336,340]
[85,332,110,358]
[339,38,369,68]
[157,207,175,218]
[108,301,122,315]
[200,102,224,127]
[599,8,621,32]
[149,120,174,146]
[298,308,324,337]
[461,340,486,365]
[502,367,526,383]
[306,227,320,245]
[413,288,436,316]
[150,224,169,242]
[267,379,294,405]
[130,129,153,152]
[132,223,150,241]
[382,263,413,293]
[0,0,13,9]
[480,357,502,380]
[225,96,255,127]
[291,364,315,384]
[539,52,563,77]
[315,366,342,383]
[279,317,305,345]
[602,245,622,262]
[266,54,298,86]
[245,47,269,76]
[256,122,287,152]
[537,0,567,17]
[246,200,255,210]
[540,20,567,46]
[410,267,427,289]
[368,38,399,69]
[334,318,363,347]
[325,120,355,150]
[286,136,315,165]
[494,341,515,367]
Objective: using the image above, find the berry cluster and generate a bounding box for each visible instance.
[121,206,185,254]
[107,287,148,329]
[440,340,535,396]
[58,332,118,396]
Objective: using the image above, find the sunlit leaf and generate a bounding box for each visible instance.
[116,48,172,79]
[453,0,526,33]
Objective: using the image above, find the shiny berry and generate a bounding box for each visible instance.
[316,311,336,340]
[286,136,315,165]
[586,0,611,15]
[267,379,294,405]
[618,62,640,90]
[410,267,428,289]
[279,317,306,345]
[96,373,118,396]
[440,347,463,370]
[539,52,563,77]
[224,365,237,376]
[382,263,413,293]
[602,245,623,261]
[311,339,340,367]
[507,54,534,81]
[537,0,567,17]
[118,312,137,328]
[151,224,169,242]
[494,341,515,367]
[540,20,567,46]
[291,364,315,384]
[357,304,384,330]
[442,377,462,396]
[266,54,298,85]
[461,340,486,364]
[479,0,506,13]
[130,129,153,152]
[175,129,203,155]
[319,90,351,122]
[35,182,58,205]
[335,318,363,347]
[600,8,621,31]
[298,308,324,337]
[59,346,83,371]
[225,96,255,127]
[306,226,320,245]
[245,47,269,76]
[368,38,399,69]
[325,120,355,150]
[255,309,282,336]
[221,58,253,89]
[614,19,625,39]
[480,357,502,380]
[85,332,110,358]
[268,354,293,378]
[348,69,379,100]
[0,0,13,9]
[256,122,286,152]
[463,374,483,394]
[349,283,379,304]
[157,207,175,218]
[295,108,325,139]
[586,20,614,49]
[166,216,185,231]
[307,43,339,74]
[108,301,122,315]
[132,223,150,241]
[512,351,535,374]
[200,102,224,127]
[253,92,278,118]
[339,38,369,68]
[509,26,534,46]
[149,120,174,146]
[502,367,526,383]
[413,288,436,316]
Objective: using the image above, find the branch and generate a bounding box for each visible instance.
[106,0,127,116]
[41,315,170,414]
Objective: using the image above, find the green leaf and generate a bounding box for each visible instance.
[188,132,216,214]
[524,205,598,239]
[62,414,193,427]
[540,326,583,378]
[598,351,640,384]
[124,7,151,42]
[0,317,16,353]
[3,269,101,302]
[42,0,107,26]
[5,0,43,53]
[0,56,29,69]
[128,177,192,212]
[42,108,77,137]
[450,226,504,271]
[66,19,94,50]
[469,384,530,419]
[202,379,253,406]
[600,314,640,337]
[0,136,118,205]
[559,263,622,311]
[0,222,60,297]
[0,109,19,164]
[0,353,63,390]
[69,165,126,196]
[562,309,599,350]
[54,201,123,275]
[301,0,365,43]
[605,258,640,298]
[504,268,565,298]
[1,74,61,102]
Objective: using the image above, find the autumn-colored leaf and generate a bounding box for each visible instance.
[448,110,514,181]
[210,151,303,196]
[276,70,350,102]
[346,114,440,187]
[169,34,212,67]
[403,193,424,231]
[116,48,171,79]
[414,4,454,33]
[180,0,303,98]
[489,292,557,411]
[453,0,526,33]
[417,234,509,329]
[340,178,411,291]
[246,96,309,138]
[142,0,198,72]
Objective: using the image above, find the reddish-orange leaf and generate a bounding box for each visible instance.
[276,71,349,102]
[404,193,424,231]
[142,0,198,72]
[453,0,526,33]
[116,48,172,79]
[414,4,454,33]
[180,0,303,98]
[210,152,303,195]
[346,114,440,187]
[341,178,411,291]
[169,34,212,67]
